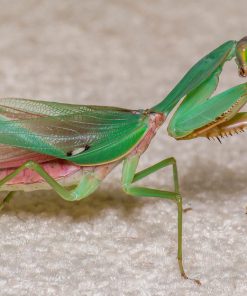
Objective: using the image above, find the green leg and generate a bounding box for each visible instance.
[168,81,247,139]
[0,161,101,202]
[122,155,200,285]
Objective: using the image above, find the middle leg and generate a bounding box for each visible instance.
[121,155,199,283]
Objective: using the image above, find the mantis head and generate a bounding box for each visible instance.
[236,36,247,77]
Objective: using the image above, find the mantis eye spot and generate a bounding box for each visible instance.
[66,145,90,157]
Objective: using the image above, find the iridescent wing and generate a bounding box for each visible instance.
[0,98,149,166]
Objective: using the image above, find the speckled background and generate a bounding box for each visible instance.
[0,1,246,295]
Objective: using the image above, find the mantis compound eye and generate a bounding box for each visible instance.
[236,36,247,77]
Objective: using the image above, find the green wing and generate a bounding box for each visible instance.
[0,98,149,165]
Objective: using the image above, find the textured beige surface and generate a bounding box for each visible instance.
[0,1,246,295]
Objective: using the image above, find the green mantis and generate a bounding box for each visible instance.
[0,36,246,283]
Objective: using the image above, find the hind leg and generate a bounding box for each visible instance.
[0,160,101,209]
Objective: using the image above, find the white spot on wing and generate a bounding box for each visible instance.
[71,147,86,156]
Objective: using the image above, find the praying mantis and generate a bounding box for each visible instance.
[0,36,246,284]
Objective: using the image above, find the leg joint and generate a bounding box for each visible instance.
[24,160,38,169]
[122,183,131,195]
[168,157,176,164]
[176,194,183,205]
